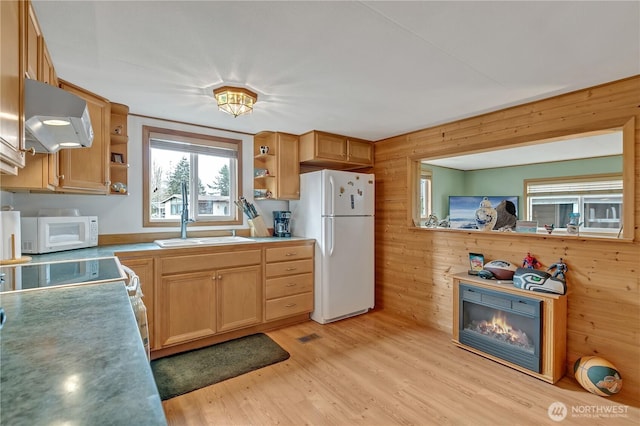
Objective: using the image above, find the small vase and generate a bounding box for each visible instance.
[475,197,498,231]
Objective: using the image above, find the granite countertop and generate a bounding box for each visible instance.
[0,282,167,425]
[28,236,314,263]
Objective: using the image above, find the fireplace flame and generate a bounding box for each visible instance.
[468,312,533,350]
[491,312,512,335]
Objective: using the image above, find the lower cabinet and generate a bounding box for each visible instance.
[160,270,217,347]
[265,245,314,321]
[118,241,314,358]
[160,264,262,346]
[216,265,262,332]
[116,256,156,350]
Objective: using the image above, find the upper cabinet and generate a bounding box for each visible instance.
[2,1,116,195]
[254,131,300,200]
[57,80,111,194]
[109,103,129,195]
[2,1,59,190]
[0,0,26,175]
[299,130,373,170]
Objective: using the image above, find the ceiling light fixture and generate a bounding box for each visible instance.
[213,86,257,118]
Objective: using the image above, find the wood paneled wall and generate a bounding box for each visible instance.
[373,76,640,405]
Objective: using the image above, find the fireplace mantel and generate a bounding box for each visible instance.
[452,272,568,384]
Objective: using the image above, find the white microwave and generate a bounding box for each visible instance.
[21,216,98,254]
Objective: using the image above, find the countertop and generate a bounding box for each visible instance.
[0,282,167,426]
[27,236,314,263]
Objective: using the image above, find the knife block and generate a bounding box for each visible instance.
[248,215,270,237]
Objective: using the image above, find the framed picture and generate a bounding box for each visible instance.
[111,153,124,163]
[468,253,484,275]
[449,196,519,229]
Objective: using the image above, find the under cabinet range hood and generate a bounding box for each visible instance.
[24,79,94,153]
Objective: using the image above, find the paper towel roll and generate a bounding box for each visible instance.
[1,211,21,260]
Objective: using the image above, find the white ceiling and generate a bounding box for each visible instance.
[31,1,640,142]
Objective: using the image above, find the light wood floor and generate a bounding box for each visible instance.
[162,310,639,425]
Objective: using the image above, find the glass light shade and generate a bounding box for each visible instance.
[213,86,257,118]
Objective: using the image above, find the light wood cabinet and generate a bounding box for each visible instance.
[159,270,218,347]
[1,0,59,190]
[265,244,314,321]
[253,131,300,200]
[109,102,129,195]
[216,265,262,332]
[1,152,59,191]
[58,80,111,194]
[117,256,156,350]
[299,130,373,170]
[120,241,313,358]
[24,1,56,85]
[40,41,57,87]
[0,0,26,175]
[347,138,374,164]
[158,249,262,348]
[25,1,40,81]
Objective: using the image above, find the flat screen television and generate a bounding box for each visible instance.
[449,196,519,229]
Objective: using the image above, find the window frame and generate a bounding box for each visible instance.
[419,168,432,220]
[524,173,623,235]
[142,125,243,228]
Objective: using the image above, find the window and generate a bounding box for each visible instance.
[142,126,242,227]
[525,174,622,233]
[419,168,432,220]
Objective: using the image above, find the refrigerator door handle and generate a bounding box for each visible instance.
[328,175,335,216]
[328,217,335,256]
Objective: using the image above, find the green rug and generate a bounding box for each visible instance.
[151,333,290,400]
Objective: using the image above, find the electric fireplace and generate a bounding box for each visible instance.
[459,284,542,372]
[452,273,568,384]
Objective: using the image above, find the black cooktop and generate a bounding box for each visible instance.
[0,257,125,293]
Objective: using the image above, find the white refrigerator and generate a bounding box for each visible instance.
[290,170,375,324]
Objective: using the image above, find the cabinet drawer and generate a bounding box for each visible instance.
[266,259,313,278]
[161,250,261,275]
[266,273,313,299]
[266,245,313,262]
[265,292,313,321]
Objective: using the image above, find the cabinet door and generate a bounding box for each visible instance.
[315,133,346,161]
[0,152,58,190]
[0,0,25,174]
[216,265,262,332]
[25,2,40,80]
[119,257,156,350]
[159,271,216,347]
[347,139,373,165]
[58,81,111,193]
[40,41,57,87]
[276,133,300,199]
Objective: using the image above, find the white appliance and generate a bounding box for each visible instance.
[291,170,375,324]
[21,216,98,254]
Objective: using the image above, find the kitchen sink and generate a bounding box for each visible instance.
[154,236,254,248]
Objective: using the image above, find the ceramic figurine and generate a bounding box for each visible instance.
[425,214,438,228]
[475,197,497,231]
[544,224,555,234]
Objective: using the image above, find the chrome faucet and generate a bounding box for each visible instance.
[180,182,194,239]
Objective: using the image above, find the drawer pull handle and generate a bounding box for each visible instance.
[286,283,297,287]
[285,303,297,308]
[285,267,297,271]
[285,252,297,256]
